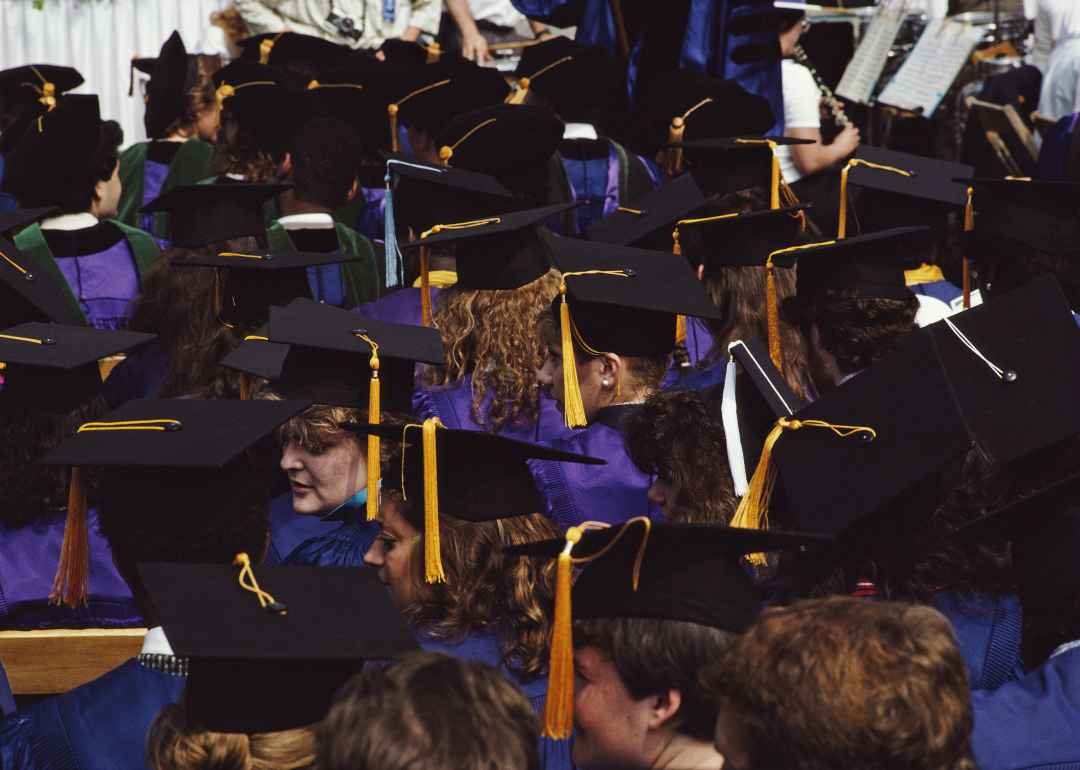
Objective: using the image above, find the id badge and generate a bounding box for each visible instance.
[383,0,395,22]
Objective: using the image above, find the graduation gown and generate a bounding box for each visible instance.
[417,627,574,770]
[264,491,341,565]
[13,222,160,329]
[0,508,141,631]
[266,221,380,309]
[353,285,445,328]
[663,317,715,389]
[906,265,964,310]
[414,373,582,445]
[933,589,1026,692]
[282,489,379,567]
[970,644,1080,770]
[101,339,168,408]
[0,658,185,770]
[529,403,661,530]
[116,139,215,241]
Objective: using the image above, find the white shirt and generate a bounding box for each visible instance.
[233,0,441,48]
[562,123,599,140]
[277,212,335,229]
[467,0,526,28]
[39,212,99,231]
[777,59,821,184]
[1027,0,1074,72]
[141,626,175,657]
[1038,3,1080,119]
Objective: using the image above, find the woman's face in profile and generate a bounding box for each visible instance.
[364,497,423,610]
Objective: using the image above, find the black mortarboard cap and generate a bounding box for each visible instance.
[0,323,156,413]
[378,39,434,67]
[0,207,54,239]
[140,183,290,248]
[963,178,1080,255]
[400,203,581,290]
[391,60,510,139]
[0,94,101,204]
[213,59,327,147]
[957,471,1080,611]
[144,31,193,140]
[543,233,722,357]
[38,398,309,537]
[0,233,84,328]
[383,151,513,236]
[586,173,706,250]
[772,332,974,546]
[646,70,777,156]
[343,422,605,521]
[845,146,973,235]
[435,104,562,189]
[0,64,83,110]
[217,322,290,381]
[663,136,813,195]
[513,37,618,111]
[505,520,830,630]
[914,276,1080,466]
[171,250,366,328]
[237,32,350,69]
[311,56,407,154]
[140,563,420,733]
[794,226,928,301]
[268,299,444,411]
[681,205,808,270]
[0,100,48,156]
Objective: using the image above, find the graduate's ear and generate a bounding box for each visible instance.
[647,688,683,731]
[278,153,293,179]
[696,263,705,281]
[345,178,358,204]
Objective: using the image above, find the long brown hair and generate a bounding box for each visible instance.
[163,54,223,140]
[207,127,283,183]
[385,489,560,679]
[127,236,266,399]
[147,694,318,770]
[697,264,809,402]
[420,270,561,434]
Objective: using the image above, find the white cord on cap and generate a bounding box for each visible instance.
[944,317,1013,380]
[722,342,749,498]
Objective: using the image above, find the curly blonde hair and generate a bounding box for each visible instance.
[420,269,561,434]
[147,694,318,770]
[383,488,560,679]
[163,54,223,140]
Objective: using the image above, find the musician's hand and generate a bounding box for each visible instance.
[834,122,861,155]
[819,99,831,123]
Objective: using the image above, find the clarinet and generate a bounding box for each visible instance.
[792,44,849,128]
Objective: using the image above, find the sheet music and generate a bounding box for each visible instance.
[835,2,906,105]
[877,19,986,115]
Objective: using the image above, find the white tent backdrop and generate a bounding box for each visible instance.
[0,0,229,147]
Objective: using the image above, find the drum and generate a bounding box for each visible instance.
[951,11,1031,52]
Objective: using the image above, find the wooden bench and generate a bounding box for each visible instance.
[967,97,1040,177]
[0,628,146,695]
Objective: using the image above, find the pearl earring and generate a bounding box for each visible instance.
[602,380,610,387]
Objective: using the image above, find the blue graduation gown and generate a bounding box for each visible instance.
[283,489,379,567]
[911,280,963,307]
[970,645,1080,770]
[663,318,715,389]
[0,658,185,770]
[670,357,726,391]
[529,404,660,530]
[933,589,1025,692]
[264,491,341,565]
[353,287,443,328]
[0,661,14,718]
[101,340,168,408]
[417,627,574,770]
[414,373,582,444]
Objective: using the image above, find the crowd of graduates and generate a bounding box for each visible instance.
[0,15,1078,770]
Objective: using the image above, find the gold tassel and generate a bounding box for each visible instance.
[661,98,713,177]
[769,141,780,209]
[543,526,584,739]
[963,188,973,309]
[506,76,530,104]
[420,245,434,327]
[367,355,381,522]
[838,162,851,239]
[214,84,234,130]
[39,82,56,110]
[426,42,441,63]
[766,258,781,370]
[259,38,274,64]
[965,187,974,232]
[240,373,251,401]
[672,229,681,255]
[388,103,401,154]
[51,467,89,608]
[559,283,589,429]
[676,315,687,344]
[422,419,444,583]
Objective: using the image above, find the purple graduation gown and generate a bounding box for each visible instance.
[933,589,1025,692]
[417,627,574,770]
[0,508,142,630]
[264,491,340,565]
[0,657,184,770]
[663,317,715,389]
[414,373,582,444]
[49,232,141,331]
[970,644,1080,770]
[353,286,443,328]
[528,404,661,530]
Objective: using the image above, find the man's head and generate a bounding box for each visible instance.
[571,616,738,770]
[280,116,361,212]
[320,651,540,770]
[706,597,975,770]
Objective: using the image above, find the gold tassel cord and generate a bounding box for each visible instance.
[729,417,876,566]
[837,159,911,238]
[0,333,45,344]
[507,55,573,104]
[617,207,645,215]
[734,139,781,208]
[421,419,445,583]
[672,213,741,256]
[50,466,88,608]
[1,248,29,274]
[425,42,442,63]
[419,245,433,327]
[438,118,497,165]
[388,80,451,154]
[233,552,286,613]
[662,98,714,176]
[24,65,57,109]
[259,31,287,64]
[556,270,634,429]
[354,333,383,521]
[240,374,252,401]
[543,518,651,739]
[676,315,687,344]
[213,82,274,129]
[765,256,780,370]
[963,187,974,309]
